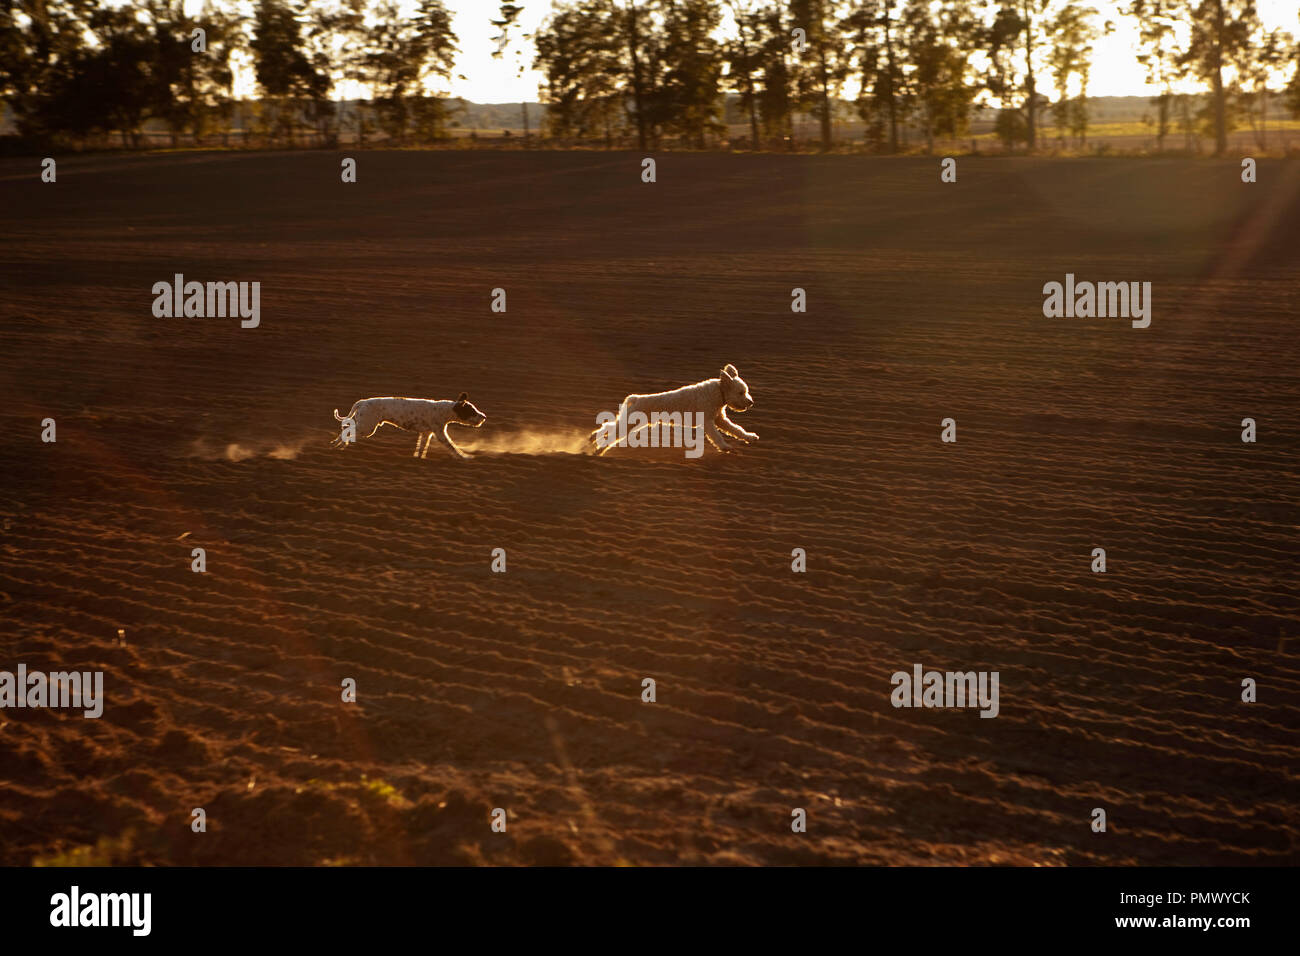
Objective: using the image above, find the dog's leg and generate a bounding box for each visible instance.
[591,421,626,451]
[413,431,425,457]
[436,425,471,459]
[597,406,658,457]
[596,413,625,456]
[598,422,655,456]
[592,406,626,455]
[703,419,734,452]
[718,410,759,442]
[596,424,623,456]
[715,412,746,443]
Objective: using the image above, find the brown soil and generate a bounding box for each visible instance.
[0,151,1297,865]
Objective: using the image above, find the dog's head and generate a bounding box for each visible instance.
[451,392,487,427]
[719,364,754,412]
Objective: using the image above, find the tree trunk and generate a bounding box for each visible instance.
[818,47,831,150]
[1023,1,1036,151]
[736,15,760,147]
[1157,90,1168,150]
[1212,0,1226,155]
[884,9,898,153]
[627,2,648,151]
[775,0,794,148]
[1259,89,1266,148]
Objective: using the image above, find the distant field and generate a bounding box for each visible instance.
[33,116,1300,154]
[1,151,1297,865]
[967,120,1300,153]
[451,120,1300,154]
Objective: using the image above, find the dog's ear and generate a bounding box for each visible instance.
[456,392,468,403]
[722,364,738,378]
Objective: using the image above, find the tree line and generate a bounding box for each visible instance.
[2,1,1298,154]
[537,0,1300,154]
[1,0,457,147]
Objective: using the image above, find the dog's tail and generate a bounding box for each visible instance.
[331,402,360,448]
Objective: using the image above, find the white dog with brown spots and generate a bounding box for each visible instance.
[332,393,487,459]
[590,364,758,456]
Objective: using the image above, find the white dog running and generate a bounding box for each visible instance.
[332,393,487,459]
[590,364,758,456]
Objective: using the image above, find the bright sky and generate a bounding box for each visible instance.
[149,1,1300,103]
